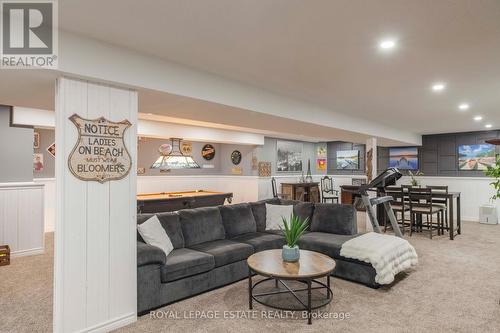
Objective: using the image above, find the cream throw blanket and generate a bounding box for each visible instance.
[340,232,418,285]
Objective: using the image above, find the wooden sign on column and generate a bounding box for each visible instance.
[68,114,132,183]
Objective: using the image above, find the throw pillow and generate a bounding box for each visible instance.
[137,215,174,257]
[265,203,293,230]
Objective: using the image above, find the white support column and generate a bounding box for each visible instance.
[54,77,138,332]
[365,137,378,232]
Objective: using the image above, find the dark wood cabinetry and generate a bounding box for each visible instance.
[281,182,320,203]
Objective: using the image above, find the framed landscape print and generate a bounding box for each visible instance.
[389,147,419,170]
[458,144,495,170]
[336,150,359,170]
[276,140,302,172]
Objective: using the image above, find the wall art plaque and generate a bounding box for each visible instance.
[258,161,272,177]
[202,144,216,160]
[46,142,56,157]
[68,114,132,183]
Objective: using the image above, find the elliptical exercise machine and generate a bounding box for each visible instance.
[347,168,404,238]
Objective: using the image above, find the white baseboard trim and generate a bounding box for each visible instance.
[462,216,478,222]
[77,312,137,333]
[11,247,45,257]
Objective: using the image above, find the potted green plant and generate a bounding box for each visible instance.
[408,170,424,186]
[485,156,500,201]
[280,214,309,262]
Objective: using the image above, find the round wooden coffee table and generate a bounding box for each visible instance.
[247,249,336,325]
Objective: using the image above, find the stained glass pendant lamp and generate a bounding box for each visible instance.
[150,138,200,170]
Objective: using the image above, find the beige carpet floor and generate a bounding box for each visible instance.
[1,220,500,333]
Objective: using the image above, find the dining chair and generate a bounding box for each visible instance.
[383,186,409,234]
[426,185,449,234]
[320,176,339,203]
[271,177,290,200]
[408,188,445,239]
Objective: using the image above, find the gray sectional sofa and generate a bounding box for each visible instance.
[137,198,378,314]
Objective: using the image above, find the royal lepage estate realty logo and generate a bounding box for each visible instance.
[1,0,58,68]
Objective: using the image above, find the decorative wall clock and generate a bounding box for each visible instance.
[231,150,242,165]
[202,144,215,160]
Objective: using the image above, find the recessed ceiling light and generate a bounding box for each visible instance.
[473,116,483,121]
[379,39,397,50]
[485,124,492,128]
[431,83,446,92]
[458,103,469,111]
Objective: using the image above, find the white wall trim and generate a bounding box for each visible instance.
[0,184,45,256]
[33,178,56,232]
[139,119,264,145]
[406,176,495,181]
[11,247,45,257]
[76,313,137,333]
[138,175,260,180]
[0,182,44,188]
[13,107,265,146]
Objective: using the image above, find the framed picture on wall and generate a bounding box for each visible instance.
[336,150,359,170]
[458,144,495,170]
[258,162,272,177]
[33,153,44,172]
[389,147,419,170]
[317,145,327,158]
[34,132,40,149]
[316,158,327,171]
[276,140,302,172]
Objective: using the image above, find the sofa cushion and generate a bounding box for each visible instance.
[310,203,357,235]
[265,203,293,230]
[219,203,257,238]
[231,232,285,252]
[293,202,314,226]
[189,239,254,267]
[279,201,315,228]
[155,212,185,249]
[137,214,154,242]
[298,232,359,259]
[250,198,281,232]
[137,215,174,257]
[160,248,215,283]
[137,212,184,248]
[179,207,226,247]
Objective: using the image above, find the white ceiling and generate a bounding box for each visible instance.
[0,69,393,144]
[58,0,500,134]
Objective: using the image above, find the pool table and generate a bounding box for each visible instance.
[137,190,233,213]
